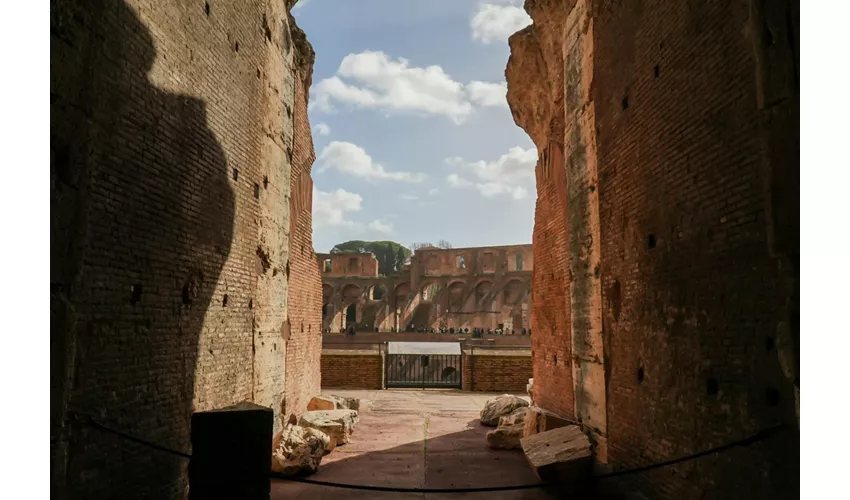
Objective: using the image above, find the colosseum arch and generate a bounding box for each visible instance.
[420,281,441,302]
[502,279,526,304]
[474,280,493,302]
[448,280,466,311]
[368,283,388,301]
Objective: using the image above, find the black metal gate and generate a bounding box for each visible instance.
[385,353,462,389]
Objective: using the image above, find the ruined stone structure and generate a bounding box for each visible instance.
[50,1,320,497]
[506,0,799,499]
[318,245,532,333]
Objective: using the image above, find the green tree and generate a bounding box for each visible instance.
[330,240,412,276]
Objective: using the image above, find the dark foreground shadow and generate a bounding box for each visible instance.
[270,414,629,500]
[51,1,233,497]
[270,413,795,500]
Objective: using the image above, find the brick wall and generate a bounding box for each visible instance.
[321,348,531,393]
[284,22,322,423]
[506,1,799,499]
[462,352,532,392]
[594,0,798,497]
[506,5,575,420]
[321,353,384,390]
[50,1,315,497]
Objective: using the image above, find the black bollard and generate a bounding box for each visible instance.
[189,402,273,500]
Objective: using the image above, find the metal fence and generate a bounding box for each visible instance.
[385,353,463,389]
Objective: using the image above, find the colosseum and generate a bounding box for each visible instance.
[318,244,532,334]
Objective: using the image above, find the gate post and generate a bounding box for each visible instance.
[381,342,387,389]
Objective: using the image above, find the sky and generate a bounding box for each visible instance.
[292,0,536,253]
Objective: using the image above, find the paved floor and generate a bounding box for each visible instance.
[271,390,555,499]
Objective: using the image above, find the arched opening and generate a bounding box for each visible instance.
[370,283,388,301]
[421,281,440,302]
[475,280,493,302]
[345,303,357,329]
[394,283,411,306]
[322,284,333,305]
[448,281,465,312]
[502,279,525,304]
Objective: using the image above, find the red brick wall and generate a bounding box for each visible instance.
[592,0,798,498]
[284,24,322,422]
[321,355,383,390]
[507,1,798,498]
[462,354,532,392]
[321,350,530,393]
[50,1,308,497]
[530,142,575,419]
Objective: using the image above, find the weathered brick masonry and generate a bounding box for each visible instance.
[321,348,532,393]
[462,352,532,392]
[50,1,319,497]
[321,353,384,390]
[506,1,575,422]
[506,0,799,499]
[284,19,323,423]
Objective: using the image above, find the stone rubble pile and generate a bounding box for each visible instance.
[486,406,529,450]
[520,425,592,483]
[271,394,361,476]
[479,394,529,427]
[271,424,331,476]
[299,409,359,449]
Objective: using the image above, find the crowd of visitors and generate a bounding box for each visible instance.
[324,325,530,337]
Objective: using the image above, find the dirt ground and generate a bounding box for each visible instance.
[270,389,556,499]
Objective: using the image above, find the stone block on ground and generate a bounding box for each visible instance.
[271,424,331,477]
[480,394,529,427]
[499,406,530,427]
[520,425,592,483]
[306,395,361,412]
[299,409,359,446]
[523,405,572,438]
[486,422,525,450]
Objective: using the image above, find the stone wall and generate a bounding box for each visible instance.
[50,1,318,497]
[506,0,799,498]
[316,252,380,277]
[321,245,533,333]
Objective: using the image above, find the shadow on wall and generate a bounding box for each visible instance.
[51,1,233,497]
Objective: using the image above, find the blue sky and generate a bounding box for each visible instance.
[293,0,536,252]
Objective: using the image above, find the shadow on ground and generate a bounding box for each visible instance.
[271,391,621,500]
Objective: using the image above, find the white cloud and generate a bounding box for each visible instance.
[292,0,314,11]
[313,187,363,228]
[317,141,426,183]
[399,194,419,201]
[368,219,394,234]
[428,188,439,196]
[466,81,508,108]
[313,122,330,136]
[311,51,507,124]
[470,2,532,45]
[447,173,473,188]
[445,146,537,200]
